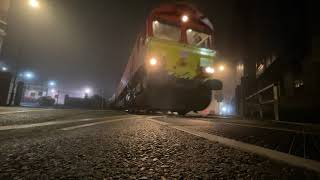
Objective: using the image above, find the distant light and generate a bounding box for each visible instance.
[205,67,215,74]
[187,29,192,33]
[84,88,91,94]
[150,58,157,66]
[219,65,225,71]
[24,72,34,79]
[48,81,56,86]
[154,20,159,25]
[29,0,40,8]
[181,15,189,23]
[51,89,56,93]
[1,67,7,71]
[222,107,227,112]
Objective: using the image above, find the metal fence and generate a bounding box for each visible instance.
[245,83,280,120]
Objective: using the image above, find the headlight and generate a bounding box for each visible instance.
[205,67,215,74]
[150,58,158,66]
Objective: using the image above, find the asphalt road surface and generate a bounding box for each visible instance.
[0,108,319,179]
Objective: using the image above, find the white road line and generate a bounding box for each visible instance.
[0,109,55,115]
[149,118,320,173]
[60,117,141,131]
[188,117,314,134]
[0,115,132,131]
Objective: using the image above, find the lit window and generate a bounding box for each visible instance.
[294,80,304,88]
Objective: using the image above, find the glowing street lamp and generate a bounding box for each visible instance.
[48,81,56,87]
[29,0,40,8]
[1,67,7,71]
[23,71,34,80]
[84,88,91,94]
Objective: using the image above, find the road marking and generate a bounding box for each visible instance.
[0,115,132,131]
[0,109,55,115]
[60,117,141,131]
[182,117,317,135]
[149,118,320,173]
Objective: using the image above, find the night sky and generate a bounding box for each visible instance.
[3,0,236,97]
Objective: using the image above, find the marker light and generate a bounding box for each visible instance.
[187,29,192,33]
[219,65,225,71]
[205,67,215,74]
[181,15,189,23]
[29,0,40,8]
[150,58,157,66]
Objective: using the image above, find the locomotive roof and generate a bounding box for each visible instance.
[150,2,214,30]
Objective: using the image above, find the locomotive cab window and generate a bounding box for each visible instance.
[187,29,211,48]
[152,21,181,42]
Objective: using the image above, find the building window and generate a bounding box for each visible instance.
[256,54,278,78]
[294,80,304,88]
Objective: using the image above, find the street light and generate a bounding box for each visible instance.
[29,0,40,8]
[48,81,56,87]
[23,71,34,80]
[84,88,91,94]
[1,67,8,71]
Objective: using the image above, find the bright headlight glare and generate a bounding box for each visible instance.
[205,67,215,74]
[150,58,157,66]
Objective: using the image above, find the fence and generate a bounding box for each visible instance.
[245,83,280,120]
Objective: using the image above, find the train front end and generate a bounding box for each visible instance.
[142,3,222,115]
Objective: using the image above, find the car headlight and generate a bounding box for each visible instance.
[205,67,215,74]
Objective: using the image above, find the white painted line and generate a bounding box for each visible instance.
[212,121,306,134]
[149,118,320,173]
[148,118,169,126]
[0,115,132,131]
[0,109,55,115]
[60,117,141,131]
[189,117,312,134]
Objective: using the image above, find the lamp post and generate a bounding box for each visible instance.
[6,0,41,105]
[46,80,56,96]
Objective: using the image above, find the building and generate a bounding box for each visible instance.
[0,0,9,54]
[233,0,319,121]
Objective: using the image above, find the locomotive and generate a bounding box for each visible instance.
[112,3,222,115]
